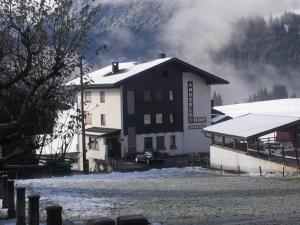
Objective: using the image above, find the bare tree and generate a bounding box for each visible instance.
[0,0,100,163]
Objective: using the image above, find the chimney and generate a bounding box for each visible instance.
[158,53,166,59]
[112,62,119,74]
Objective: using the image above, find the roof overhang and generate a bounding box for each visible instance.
[203,114,300,141]
[84,127,121,137]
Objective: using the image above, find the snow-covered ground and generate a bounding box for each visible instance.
[2,167,300,225]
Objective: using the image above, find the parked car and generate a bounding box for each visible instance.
[135,150,168,164]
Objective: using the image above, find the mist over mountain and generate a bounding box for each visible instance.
[83,0,300,104]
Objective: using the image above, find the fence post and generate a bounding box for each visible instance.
[117,215,148,225]
[259,166,262,176]
[86,217,116,225]
[28,195,40,225]
[2,175,8,208]
[6,180,16,218]
[46,205,63,225]
[16,187,26,225]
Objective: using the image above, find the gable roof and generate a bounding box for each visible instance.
[203,113,300,140]
[66,57,228,87]
[215,98,300,118]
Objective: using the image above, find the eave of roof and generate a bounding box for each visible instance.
[66,57,229,87]
[203,114,300,140]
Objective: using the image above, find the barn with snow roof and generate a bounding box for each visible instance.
[67,55,228,171]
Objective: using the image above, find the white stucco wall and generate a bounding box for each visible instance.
[210,145,298,173]
[77,88,122,170]
[77,88,122,129]
[182,72,211,153]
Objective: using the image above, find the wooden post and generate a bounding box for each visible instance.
[16,187,26,225]
[86,217,115,225]
[46,205,63,225]
[281,145,286,166]
[268,137,272,160]
[2,175,8,208]
[6,180,16,218]
[246,141,249,154]
[259,166,262,176]
[233,139,237,150]
[222,136,225,147]
[0,172,6,200]
[117,215,148,225]
[293,132,300,169]
[28,195,40,225]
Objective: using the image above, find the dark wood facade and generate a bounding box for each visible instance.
[122,62,184,135]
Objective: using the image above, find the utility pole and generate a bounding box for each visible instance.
[80,56,88,174]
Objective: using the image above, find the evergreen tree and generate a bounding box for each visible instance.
[212,91,223,106]
[270,85,288,99]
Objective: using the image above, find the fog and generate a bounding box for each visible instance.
[159,0,300,103]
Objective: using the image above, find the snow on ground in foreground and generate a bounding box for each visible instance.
[11,167,217,224]
[2,167,300,225]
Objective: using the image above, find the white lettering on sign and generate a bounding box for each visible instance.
[187,81,207,126]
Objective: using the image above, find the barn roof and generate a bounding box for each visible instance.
[215,98,300,118]
[66,57,228,87]
[203,114,300,140]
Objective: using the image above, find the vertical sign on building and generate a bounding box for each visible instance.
[188,81,193,123]
[187,81,207,128]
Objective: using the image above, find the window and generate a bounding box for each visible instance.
[85,113,92,125]
[170,135,176,149]
[169,90,174,101]
[88,137,99,150]
[144,114,151,125]
[144,90,151,102]
[85,91,91,102]
[101,114,106,126]
[144,137,153,150]
[127,91,135,115]
[169,113,174,124]
[100,92,105,103]
[156,113,163,124]
[156,136,165,149]
[155,89,163,102]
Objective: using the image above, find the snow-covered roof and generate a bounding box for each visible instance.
[215,98,300,118]
[211,114,230,124]
[66,57,228,87]
[203,114,300,140]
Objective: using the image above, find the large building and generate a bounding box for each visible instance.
[68,56,228,171]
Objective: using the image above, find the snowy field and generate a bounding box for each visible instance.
[2,167,300,225]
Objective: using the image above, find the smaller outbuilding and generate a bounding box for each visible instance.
[203,113,300,173]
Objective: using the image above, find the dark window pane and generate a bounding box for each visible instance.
[155,89,163,102]
[144,90,151,102]
[101,114,106,126]
[144,137,153,150]
[156,136,165,149]
[100,92,105,103]
[169,113,174,124]
[170,135,176,149]
[169,90,174,101]
[85,91,91,102]
[127,91,135,115]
